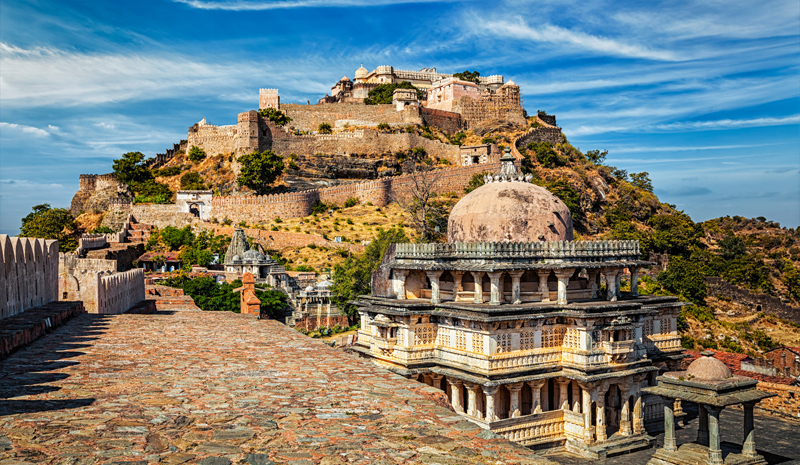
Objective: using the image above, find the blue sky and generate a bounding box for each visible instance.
[1,0,798,236]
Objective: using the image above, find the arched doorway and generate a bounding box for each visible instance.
[189,203,200,217]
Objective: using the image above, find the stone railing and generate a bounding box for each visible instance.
[394,240,641,262]
[488,410,565,445]
[646,335,682,352]
[76,234,107,256]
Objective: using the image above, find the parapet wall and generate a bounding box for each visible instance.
[97,268,145,315]
[211,162,500,224]
[282,103,422,132]
[58,252,117,313]
[186,121,239,156]
[205,226,365,252]
[706,277,800,324]
[76,234,108,256]
[451,95,526,130]
[516,126,564,149]
[1,235,60,320]
[420,107,462,135]
[131,204,200,229]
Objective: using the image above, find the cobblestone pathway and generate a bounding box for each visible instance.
[1,310,551,465]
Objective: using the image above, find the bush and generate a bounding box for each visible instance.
[152,165,183,177]
[258,107,292,126]
[343,197,359,208]
[364,81,423,105]
[237,150,285,195]
[317,122,333,134]
[658,257,708,304]
[464,172,488,194]
[180,172,207,190]
[377,122,390,131]
[188,145,206,163]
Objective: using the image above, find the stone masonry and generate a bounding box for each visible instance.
[0,235,60,320]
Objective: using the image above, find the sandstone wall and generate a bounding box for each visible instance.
[754,382,800,420]
[97,268,145,315]
[58,253,117,313]
[451,95,526,130]
[0,235,60,320]
[282,104,422,132]
[272,130,461,163]
[211,162,501,224]
[70,174,131,216]
[516,127,564,148]
[420,108,462,135]
[706,277,800,324]
[131,205,201,229]
[205,226,365,253]
[76,234,107,256]
[186,121,238,156]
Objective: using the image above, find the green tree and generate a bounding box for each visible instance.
[255,287,289,319]
[330,228,408,323]
[782,264,800,302]
[317,122,333,134]
[630,172,653,192]
[112,151,152,185]
[236,150,285,195]
[19,204,78,253]
[180,172,207,190]
[158,226,195,251]
[464,172,489,194]
[657,257,707,305]
[585,149,608,165]
[188,145,206,163]
[364,81,423,105]
[718,235,746,260]
[453,70,481,84]
[258,107,292,126]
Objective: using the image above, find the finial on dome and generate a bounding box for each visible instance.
[486,147,528,183]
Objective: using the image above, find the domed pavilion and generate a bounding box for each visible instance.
[353,151,688,458]
[224,227,288,288]
[643,351,775,465]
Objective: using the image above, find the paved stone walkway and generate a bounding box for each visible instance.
[1,309,550,464]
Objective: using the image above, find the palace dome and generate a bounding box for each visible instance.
[447,150,573,243]
[242,249,266,263]
[685,351,732,380]
[355,64,369,79]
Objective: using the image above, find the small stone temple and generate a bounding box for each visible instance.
[224,227,288,288]
[353,150,687,458]
[643,351,775,465]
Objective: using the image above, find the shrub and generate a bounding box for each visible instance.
[257,107,292,126]
[288,161,299,170]
[317,122,333,134]
[180,172,207,190]
[343,197,359,208]
[274,217,282,223]
[188,145,206,163]
[377,122,390,131]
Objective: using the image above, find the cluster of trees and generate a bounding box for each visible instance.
[453,70,481,84]
[161,274,287,318]
[146,226,230,268]
[258,107,292,126]
[19,204,78,253]
[364,81,423,105]
[112,151,173,204]
[236,150,285,195]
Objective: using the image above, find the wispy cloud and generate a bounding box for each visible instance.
[469,15,679,61]
[652,115,800,131]
[0,122,52,138]
[172,0,450,10]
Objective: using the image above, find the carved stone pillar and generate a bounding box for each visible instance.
[603,268,618,302]
[615,273,622,298]
[587,269,600,299]
[394,269,409,300]
[447,378,464,413]
[426,270,443,304]
[507,383,524,418]
[471,271,485,304]
[579,383,595,443]
[529,380,545,414]
[743,402,756,457]
[421,373,433,386]
[707,406,723,465]
[536,270,551,302]
[619,382,632,436]
[697,404,709,446]
[509,270,524,304]
[553,269,574,305]
[633,395,644,434]
[630,267,640,297]
[465,382,481,419]
[557,378,571,410]
[429,373,444,391]
[663,397,677,452]
[487,271,504,306]
[596,384,609,442]
[483,385,499,422]
[452,271,464,299]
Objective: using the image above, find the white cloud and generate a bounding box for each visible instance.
[0,122,51,137]
[172,0,451,10]
[653,115,800,131]
[95,122,116,130]
[469,15,678,61]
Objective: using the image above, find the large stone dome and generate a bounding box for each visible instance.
[685,351,732,380]
[447,150,573,243]
[355,64,369,79]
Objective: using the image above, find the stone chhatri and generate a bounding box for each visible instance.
[685,351,732,381]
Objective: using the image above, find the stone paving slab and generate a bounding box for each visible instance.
[0,309,551,464]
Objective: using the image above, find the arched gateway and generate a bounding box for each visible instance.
[353,149,688,458]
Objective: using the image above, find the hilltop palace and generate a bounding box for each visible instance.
[353,151,687,458]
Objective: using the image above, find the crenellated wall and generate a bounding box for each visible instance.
[211,162,501,224]
[186,119,239,156]
[97,269,145,315]
[58,253,117,313]
[0,235,60,320]
[75,234,108,256]
[516,127,564,148]
[282,103,422,132]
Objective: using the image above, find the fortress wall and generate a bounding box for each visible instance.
[282,104,422,132]
[272,130,461,164]
[97,268,145,315]
[58,253,117,313]
[187,123,239,156]
[420,108,462,135]
[1,235,59,320]
[451,95,527,129]
[131,204,200,229]
[516,127,564,148]
[706,277,800,324]
[210,162,500,224]
[206,226,365,252]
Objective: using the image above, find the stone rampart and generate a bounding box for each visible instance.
[538,113,557,126]
[451,95,526,130]
[186,120,239,156]
[76,234,107,256]
[1,235,60,320]
[420,107,462,134]
[206,226,365,253]
[58,253,117,313]
[272,130,461,163]
[515,126,564,149]
[211,162,500,224]
[97,268,145,315]
[706,277,800,324]
[131,204,200,229]
[282,103,422,132]
[70,174,131,216]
